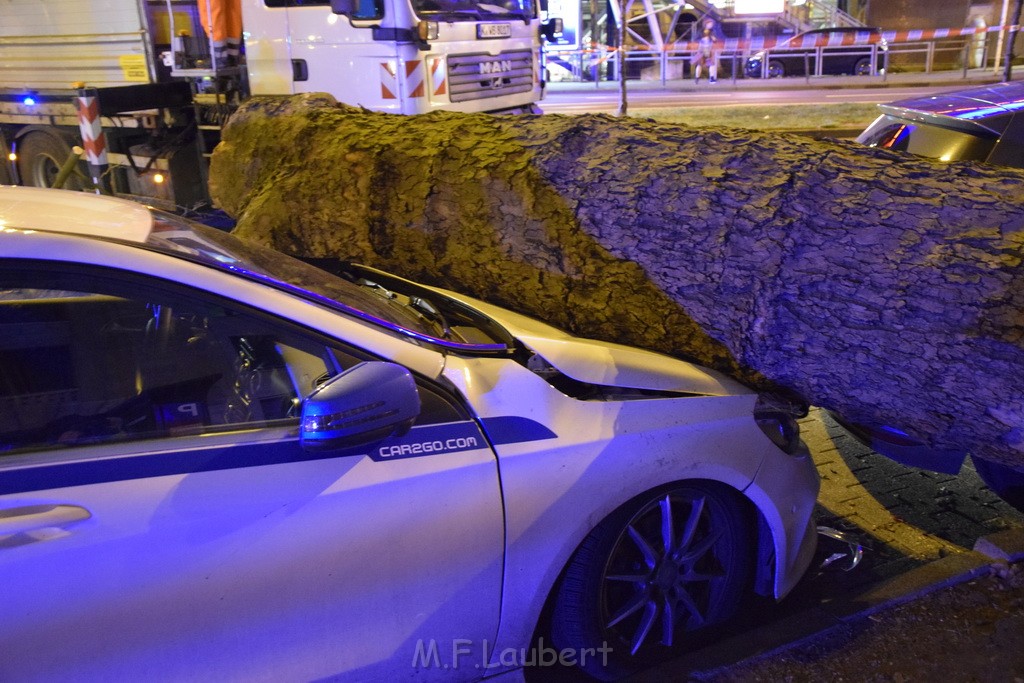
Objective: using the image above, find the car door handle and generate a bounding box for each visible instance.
[0,504,92,535]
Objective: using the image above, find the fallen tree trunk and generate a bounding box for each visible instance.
[210,94,1024,468]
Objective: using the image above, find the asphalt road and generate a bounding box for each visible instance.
[542,84,947,113]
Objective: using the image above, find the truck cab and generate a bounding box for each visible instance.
[241,0,543,115]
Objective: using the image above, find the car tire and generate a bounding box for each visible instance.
[767,60,785,78]
[853,57,872,76]
[0,130,13,185]
[16,130,88,191]
[971,456,1024,512]
[550,481,752,681]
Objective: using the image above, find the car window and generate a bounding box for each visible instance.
[0,265,466,457]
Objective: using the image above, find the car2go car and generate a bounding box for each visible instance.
[0,187,818,681]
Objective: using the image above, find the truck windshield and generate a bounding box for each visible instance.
[413,0,534,20]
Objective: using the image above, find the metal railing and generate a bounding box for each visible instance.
[546,31,992,85]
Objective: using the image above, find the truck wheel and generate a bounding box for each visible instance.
[0,131,12,185]
[16,131,87,191]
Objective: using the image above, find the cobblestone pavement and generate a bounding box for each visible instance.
[629,409,1024,681]
[807,409,1024,578]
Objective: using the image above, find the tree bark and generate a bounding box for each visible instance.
[210,94,1024,468]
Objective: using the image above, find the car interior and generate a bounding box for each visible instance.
[0,288,335,454]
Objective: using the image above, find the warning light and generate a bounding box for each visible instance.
[153,173,165,184]
[7,153,15,162]
[22,93,38,106]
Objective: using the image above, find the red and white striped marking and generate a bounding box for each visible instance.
[381,61,426,100]
[380,61,398,100]
[407,60,425,98]
[431,57,447,97]
[76,95,107,166]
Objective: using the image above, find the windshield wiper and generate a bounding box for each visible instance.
[409,296,451,339]
[299,259,516,350]
[357,278,451,339]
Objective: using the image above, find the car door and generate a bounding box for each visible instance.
[0,263,504,681]
[820,30,871,76]
[819,30,849,75]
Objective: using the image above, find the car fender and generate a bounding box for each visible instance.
[443,355,805,666]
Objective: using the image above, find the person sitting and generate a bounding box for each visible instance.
[693,28,719,84]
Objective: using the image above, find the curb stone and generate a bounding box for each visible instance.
[973,528,1024,563]
[629,530,1024,681]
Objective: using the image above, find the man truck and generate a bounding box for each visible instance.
[0,0,553,209]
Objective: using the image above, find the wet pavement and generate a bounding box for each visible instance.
[808,410,1023,567]
[629,409,1024,681]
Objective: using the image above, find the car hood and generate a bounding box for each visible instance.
[516,332,752,397]
[437,289,751,397]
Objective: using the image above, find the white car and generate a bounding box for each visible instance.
[0,187,819,681]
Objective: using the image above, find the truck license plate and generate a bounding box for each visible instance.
[478,23,512,38]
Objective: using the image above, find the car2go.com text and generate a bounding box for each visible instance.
[412,637,613,670]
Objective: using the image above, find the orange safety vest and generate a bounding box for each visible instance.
[197,0,243,45]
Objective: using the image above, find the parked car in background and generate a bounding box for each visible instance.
[843,80,1024,512]
[858,80,1024,169]
[745,26,886,78]
[0,187,820,681]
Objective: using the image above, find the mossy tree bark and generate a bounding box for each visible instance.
[210,94,1024,468]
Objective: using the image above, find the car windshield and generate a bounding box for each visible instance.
[143,212,446,340]
[411,0,534,21]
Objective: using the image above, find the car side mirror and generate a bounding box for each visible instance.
[300,361,420,452]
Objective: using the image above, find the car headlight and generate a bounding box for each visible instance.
[754,393,807,455]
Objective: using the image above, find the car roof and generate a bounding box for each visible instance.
[0,186,153,242]
[876,81,1024,137]
[777,26,882,47]
[0,185,513,358]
